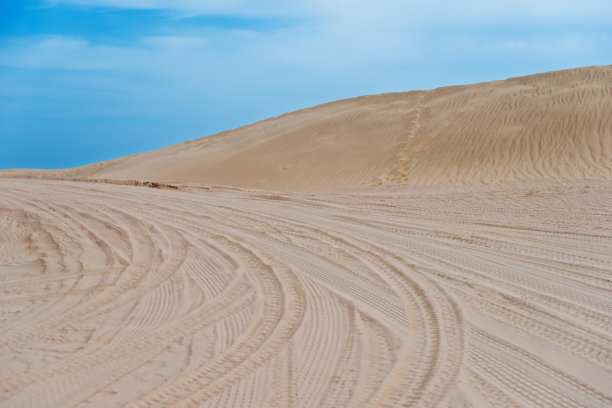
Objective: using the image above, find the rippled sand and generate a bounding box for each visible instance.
[1,66,611,407]
[1,179,610,407]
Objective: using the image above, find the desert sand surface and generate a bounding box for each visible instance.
[1,66,612,407]
[3,65,610,191]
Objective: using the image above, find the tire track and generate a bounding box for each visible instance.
[0,178,610,407]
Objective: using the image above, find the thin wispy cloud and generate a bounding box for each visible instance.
[45,0,612,23]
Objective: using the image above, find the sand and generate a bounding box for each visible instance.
[4,65,610,191]
[0,66,611,407]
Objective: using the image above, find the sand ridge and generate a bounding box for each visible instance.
[3,65,609,191]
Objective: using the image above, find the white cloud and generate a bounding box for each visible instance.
[2,1,610,123]
[45,0,314,17]
[32,0,611,75]
[46,0,612,23]
[141,36,210,49]
[0,37,140,70]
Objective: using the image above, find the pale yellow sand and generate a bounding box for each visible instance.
[4,65,610,191]
[1,66,611,407]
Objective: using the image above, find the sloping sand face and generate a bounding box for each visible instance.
[5,65,609,191]
[1,178,610,407]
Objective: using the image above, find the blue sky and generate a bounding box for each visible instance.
[1,0,611,169]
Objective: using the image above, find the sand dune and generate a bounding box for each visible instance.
[1,66,612,407]
[3,65,610,191]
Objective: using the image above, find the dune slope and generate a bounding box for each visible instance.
[4,65,610,191]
